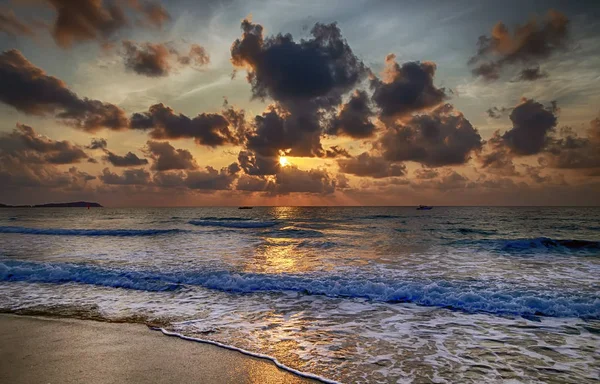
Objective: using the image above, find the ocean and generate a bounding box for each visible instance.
[0,207,598,383]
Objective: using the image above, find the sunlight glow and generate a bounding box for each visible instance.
[279,156,290,167]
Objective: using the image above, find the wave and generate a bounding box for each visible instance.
[296,240,337,249]
[362,214,404,220]
[457,228,498,236]
[156,329,339,384]
[452,237,600,253]
[188,220,277,229]
[1,260,598,319]
[0,226,185,237]
[263,228,324,238]
[193,217,254,221]
[501,238,600,251]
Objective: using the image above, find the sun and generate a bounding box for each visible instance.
[279,156,290,167]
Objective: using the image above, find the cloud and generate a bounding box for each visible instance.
[237,150,280,176]
[522,164,552,184]
[0,123,88,165]
[516,66,548,81]
[486,106,512,119]
[0,125,94,192]
[0,9,34,36]
[130,103,240,146]
[414,168,439,180]
[378,103,482,167]
[185,164,239,190]
[144,140,198,171]
[469,10,569,81]
[501,99,558,155]
[244,106,323,158]
[271,166,336,195]
[325,145,351,158]
[327,90,376,138]
[413,170,470,192]
[235,174,271,192]
[338,152,406,178]
[478,131,519,176]
[99,168,151,185]
[0,50,128,132]
[36,0,170,48]
[371,54,447,121]
[86,138,108,150]
[45,0,128,48]
[121,41,209,77]
[231,19,366,158]
[129,0,171,28]
[231,19,366,105]
[542,119,600,171]
[103,151,148,167]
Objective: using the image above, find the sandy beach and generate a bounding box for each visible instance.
[0,314,317,384]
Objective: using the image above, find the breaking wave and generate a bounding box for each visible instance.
[1,260,598,319]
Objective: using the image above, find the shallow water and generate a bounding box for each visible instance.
[1,207,599,383]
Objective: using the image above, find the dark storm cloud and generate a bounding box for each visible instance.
[231,19,366,104]
[516,66,548,82]
[371,54,447,120]
[325,146,352,158]
[501,99,558,156]
[99,167,151,185]
[185,164,240,190]
[0,9,34,36]
[0,50,128,132]
[130,103,240,146]
[337,152,406,178]
[144,140,198,171]
[378,104,482,167]
[469,10,569,81]
[327,90,376,139]
[121,41,209,77]
[103,151,148,167]
[237,150,279,176]
[243,107,324,158]
[86,138,108,150]
[0,123,88,165]
[231,19,366,158]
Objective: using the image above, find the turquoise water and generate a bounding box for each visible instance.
[1,207,599,382]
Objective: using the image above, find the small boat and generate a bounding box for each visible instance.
[238,206,253,210]
[416,205,433,210]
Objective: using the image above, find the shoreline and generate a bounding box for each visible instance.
[0,314,320,384]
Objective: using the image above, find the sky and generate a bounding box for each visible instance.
[1,0,600,206]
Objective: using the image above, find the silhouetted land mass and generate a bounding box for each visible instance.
[0,202,102,208]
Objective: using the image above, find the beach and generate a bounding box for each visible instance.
[0,314,316,384]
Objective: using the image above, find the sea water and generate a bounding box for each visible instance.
[0,207,598,383]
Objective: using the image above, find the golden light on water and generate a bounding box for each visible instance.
[279,156,290,167]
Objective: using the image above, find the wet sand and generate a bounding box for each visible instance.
[0,314,318,384]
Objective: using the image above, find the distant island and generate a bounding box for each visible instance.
[0,201,102,208]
